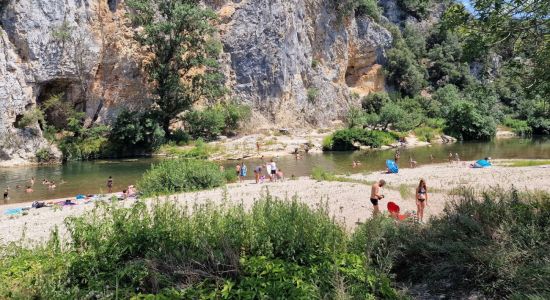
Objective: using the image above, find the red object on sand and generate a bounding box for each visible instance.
[387,201,400,214]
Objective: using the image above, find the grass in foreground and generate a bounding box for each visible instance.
[1,188,548,299]
[0,191,401,299]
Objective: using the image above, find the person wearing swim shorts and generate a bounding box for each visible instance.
[254,165,262,184]
[270,159,277,182]
[370,180,386,216]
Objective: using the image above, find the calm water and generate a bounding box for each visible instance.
[1,137,549,204]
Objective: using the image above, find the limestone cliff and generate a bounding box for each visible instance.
[0,0,392,165]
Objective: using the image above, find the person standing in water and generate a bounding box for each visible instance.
[239,161,247,183]
[254,165,262,184]
[30,177,35,186]
[370,180,386,216]
[416,179,428,223]
[107,176,113,193]
[270,159,277,182]
[430,154,435,163]
[448,152,453,163]
[394,150,400,163]
[3,187,9,201]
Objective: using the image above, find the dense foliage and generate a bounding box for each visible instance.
[374,0,550,139]
[137,158,226,196]
[323,128,400,151]
[183,102,252,141]
[361,188,550,298]
[0,194,400,299]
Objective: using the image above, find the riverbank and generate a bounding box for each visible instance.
[2,160,549,245]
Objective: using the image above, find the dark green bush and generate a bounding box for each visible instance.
[445,100,496,140]
[362,92,390,114]
[326,128,399,151]
[137,158,225,196]
[183,102,251,140]
[503,117,532,136]
[109,110,166,155]
[35,148,55,163]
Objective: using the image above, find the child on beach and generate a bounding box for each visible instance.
[107,176,113,193]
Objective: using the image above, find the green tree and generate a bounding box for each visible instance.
[445,100,496,140]
[110,110,166,154]
[361,92,390,114]
[385,40,427,96]
[127,0,225,134]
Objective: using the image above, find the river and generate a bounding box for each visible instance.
[1,137,549,204]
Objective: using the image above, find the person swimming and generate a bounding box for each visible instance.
[25,186,33,193]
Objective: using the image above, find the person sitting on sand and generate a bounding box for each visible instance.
[370,180,386,216]
[276,169,284,181]
[416,179,428,223]
[25,186,33,193]
[409,156,417,168]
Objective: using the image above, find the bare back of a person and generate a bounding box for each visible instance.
[371,183,379,199]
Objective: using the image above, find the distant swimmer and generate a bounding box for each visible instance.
[25,186,33,193]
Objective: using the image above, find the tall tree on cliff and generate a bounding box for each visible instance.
[127,0,225,134]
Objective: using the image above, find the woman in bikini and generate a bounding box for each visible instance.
[416,179,428,222]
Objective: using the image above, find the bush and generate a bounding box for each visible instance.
[413,126,442,142]
[362,92,390,114]
[110,110,166,155]
[325,128,399,151]
[138,158,225,196]
[35,148,55,163]
[16,107,45,129]
[307,88,319,103]
[223,168,238,183]
[0,193,400,299]
[445,100,496,140]
[356,0,381,21]
[383,189,550,298]
[184,108,226,141]
[503,117,532,136]
[183,102,251,140]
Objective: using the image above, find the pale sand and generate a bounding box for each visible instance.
[1,161,549,245]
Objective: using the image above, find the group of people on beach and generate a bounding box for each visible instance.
[235,158,284,184]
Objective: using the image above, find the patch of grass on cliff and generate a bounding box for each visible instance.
[0,193,402,299]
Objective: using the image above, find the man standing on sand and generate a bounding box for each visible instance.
[107,176,113,193]
[370,180,386,216]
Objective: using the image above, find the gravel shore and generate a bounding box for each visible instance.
[1,161,549,245]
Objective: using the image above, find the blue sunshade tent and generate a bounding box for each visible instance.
[474,159,492,168]
[386,159,399,173]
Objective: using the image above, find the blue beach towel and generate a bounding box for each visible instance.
[4,208,23,215]
[386,160,399,173]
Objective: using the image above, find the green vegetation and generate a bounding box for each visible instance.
[0,194,400,299]
[503,117,532,136]
[372,188,550,298]
[332,0,381,21]
[307,88,319,103]
[35,148,55,163]
[3,186,547,298]
[137,158,226,197]
[126,0,225,134]
[503,160,550,168]
[109,110,166,155]
[323,128,400,151]
[413,126,442,142]
[183,102,251,141]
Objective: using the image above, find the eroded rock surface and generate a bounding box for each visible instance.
[0,0,392,165]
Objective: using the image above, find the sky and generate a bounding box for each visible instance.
[458,0,475,13]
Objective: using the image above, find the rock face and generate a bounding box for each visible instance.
[219,0,391,126]
[0,0,392,165]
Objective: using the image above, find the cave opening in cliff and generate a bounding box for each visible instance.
[36,80,83,130]
[107,0,118,12]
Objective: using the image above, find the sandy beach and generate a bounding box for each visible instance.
[1,160,549,245]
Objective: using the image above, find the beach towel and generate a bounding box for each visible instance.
[386,160,399,173]
[4,208,23,215]
[76,194,86,200]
